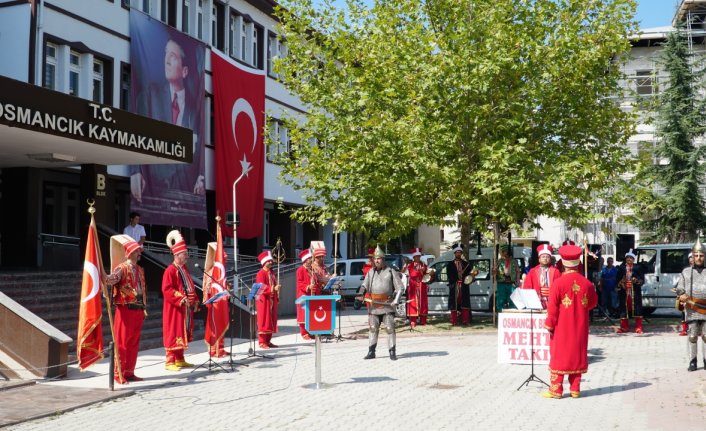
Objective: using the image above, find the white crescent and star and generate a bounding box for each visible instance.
[231,98,257,178]
[213,262,226,289]
[81,261,100,303]
[313,306,327,323]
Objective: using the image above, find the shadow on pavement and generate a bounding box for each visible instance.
[588,347,606,364]
[398,351,449,359]
[333,376,397,386]
[580,381,651,398]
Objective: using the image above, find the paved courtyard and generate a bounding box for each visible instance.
[3,309,706,430]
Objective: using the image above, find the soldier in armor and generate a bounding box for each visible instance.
[675,238,706,371]
[359,245,404,360]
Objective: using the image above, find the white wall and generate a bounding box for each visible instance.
[0,3,31,81]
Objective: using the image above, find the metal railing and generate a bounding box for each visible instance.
[38,233,79,248]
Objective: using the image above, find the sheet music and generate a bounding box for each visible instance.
[323,276,341,291]
[247,283,263,301]
[510,288,543,310]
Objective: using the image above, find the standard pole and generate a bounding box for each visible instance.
[315,334,322,389]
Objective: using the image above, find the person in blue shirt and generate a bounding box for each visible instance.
[600,256,618,318]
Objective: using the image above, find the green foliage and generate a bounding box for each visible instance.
[271,0,637,241]
[628,27,706,243]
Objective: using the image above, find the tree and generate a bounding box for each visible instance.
[629,27,706,243]
[271,0,636,242]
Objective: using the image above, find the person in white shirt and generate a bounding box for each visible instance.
[123,212,146,246]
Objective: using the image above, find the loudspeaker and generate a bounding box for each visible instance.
[616,234,635,261]
[530,240,551,268]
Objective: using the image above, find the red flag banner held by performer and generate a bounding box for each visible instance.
[77,201,107,371]
[211,50,266,239]
[204,215,230,357]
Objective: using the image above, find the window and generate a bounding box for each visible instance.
[262,210,270,247]
[92,59,104,103]
[196,0,204,40]
[636,249,656,273]
[350,262,365,276]
[268,33,287,78]
[252,26,258,66]
[44,42,58,90]
[161,0,177,27]
[229,12,239,58]
[241,20,247,62]
[120,63,131,110]
[181,0,190,33]
[267,120,289,163]
[140,0,150,13]
[211,2,224,50]
[661,249,690,274]
[69,51,81,96]
[211,4,217,46]
[635,70,655,96]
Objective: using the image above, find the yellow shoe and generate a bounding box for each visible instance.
[542,392,562,399]
[165,363,182,371]
[175,360,194,368]
[570,391,580,398]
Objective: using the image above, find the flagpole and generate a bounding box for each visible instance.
[87,200,123,384]
[232,165,253,295]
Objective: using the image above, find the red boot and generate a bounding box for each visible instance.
[634,317,644,334]
[617,318,629,333]
[450,311,458,326]
[461,309,471,325]
[420,316,427,326]
[679,321,688,336]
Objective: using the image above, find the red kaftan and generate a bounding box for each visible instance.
[406,261,429,318]
[523,265,561,309]
[544,271,598,375]
[162,263,197,352]
[256,268,279,335]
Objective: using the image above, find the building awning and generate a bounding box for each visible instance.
[0,75,193,169]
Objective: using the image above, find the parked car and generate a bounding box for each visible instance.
[426,246,530,312]
[633,243,691,316]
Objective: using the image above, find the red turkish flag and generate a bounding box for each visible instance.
[77,214,105,370]
[211,50,265,239]
[204,219,230,352]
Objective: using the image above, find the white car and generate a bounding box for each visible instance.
[426,247,529,312]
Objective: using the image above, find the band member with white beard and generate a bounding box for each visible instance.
[676,238,706,371]
[359,246,404,360]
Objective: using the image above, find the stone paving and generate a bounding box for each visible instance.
[3,309,706,430]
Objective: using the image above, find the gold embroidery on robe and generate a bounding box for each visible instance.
[571,281,580,293]
[581,294,589,307]
[562,294,572,308]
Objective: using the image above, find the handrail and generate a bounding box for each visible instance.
[38,232,79,247]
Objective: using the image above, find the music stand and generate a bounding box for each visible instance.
[510,289,549,390]
[245,283,273,360]
[192,290,230,373]
[221,280,249,370]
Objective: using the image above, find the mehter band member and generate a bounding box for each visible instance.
[616,249,645,334]
[522,244,561,309]
[256,250,280,349]
[446,244,473,325]
[406,247,431,327]
[162,230,198,371]
[295,248,316,340]
[106,235,147,383]
[543,244,598,399]
[675,238,706,371]
[360,245,404,360]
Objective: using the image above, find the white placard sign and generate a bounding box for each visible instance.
[497,311,551,365]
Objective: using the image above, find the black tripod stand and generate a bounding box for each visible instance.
[517,308,549,390]
[192,265,230,374]
[244,283,273,360]
[220,282,249,371]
